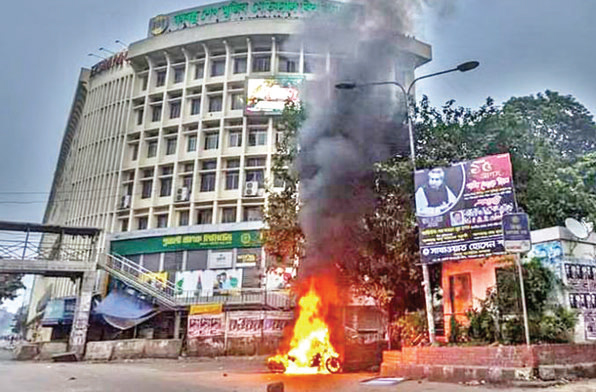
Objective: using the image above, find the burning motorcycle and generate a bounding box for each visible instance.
[267,348,342,374]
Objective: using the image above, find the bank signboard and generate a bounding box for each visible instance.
[110,230,262,256]
[415,153,516,264]
[148,0,347,36]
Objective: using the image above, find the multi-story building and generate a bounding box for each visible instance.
[27,0,431,344]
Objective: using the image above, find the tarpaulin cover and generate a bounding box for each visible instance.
[94,290,157,330]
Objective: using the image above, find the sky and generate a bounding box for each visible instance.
[0,0,595,312]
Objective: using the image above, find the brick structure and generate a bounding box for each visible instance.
[382,344,596,383]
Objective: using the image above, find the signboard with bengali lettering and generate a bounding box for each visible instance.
[415,153,517,264]
[148,0,350,37]
[110,230,262,255]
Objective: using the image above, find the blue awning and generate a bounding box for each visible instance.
[94,289,158,330]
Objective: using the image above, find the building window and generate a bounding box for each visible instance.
[173,67,185,83]
[151,105,162,122]
[211,59,226,77]
[204,132,219,150]
[191,98,201,115]
[166,138,177,155]
[141,180,153,198]
[243,206,263,221]
[195,62,205,79]
[156,70,166,87]
[233,57,247,74]
[246,157,266,167]
[169,101,181,119]
[130,143,139,161]
[208,96,222,112]
[182,175,193,191]
[221,207,237,223]
[202,160,217,170]
[200,173,216,192]
[160,177,172,197]
[225,171,239,190]
[231,93,244,110]
[120,219,129,232]
[136,109,144,125]
[137,216,148,230]
[147,141,157,158]
[187,135,197,152]
[245,169,264,186]
[197,208,213,224]
[179,210,189,226]
[228,131,242,147]
[252,55,271,73]
[278,56,298,73]
[141,76,148,91]
[156,214,168,228]
[227,159,240,169]
[248,129,267,146]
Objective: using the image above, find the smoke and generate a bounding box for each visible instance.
[295,0,431,281]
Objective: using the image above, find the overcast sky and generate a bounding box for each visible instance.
[1,0,595,312]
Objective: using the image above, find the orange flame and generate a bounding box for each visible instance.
[268,280,341,374]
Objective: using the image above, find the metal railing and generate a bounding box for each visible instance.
[99,253,295,310]
[0,238,95,262]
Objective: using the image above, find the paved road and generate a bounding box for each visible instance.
[2,355,596,392]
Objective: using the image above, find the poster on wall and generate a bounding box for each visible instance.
[175,271,201,297]
[263,311,294,336]
[415,153,516,264]
[187,314,224,338]
[563,261,596,340]
[227,312,263,338]
[139,272,168,288]
[200,269,243,296]
[265,267,294,290]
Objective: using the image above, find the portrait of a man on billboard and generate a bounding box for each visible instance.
[415,165,464,217]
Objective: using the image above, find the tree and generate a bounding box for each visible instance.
[262,102,305,267]
[0,274,23,304]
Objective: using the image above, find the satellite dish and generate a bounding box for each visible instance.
[565,218,589,239]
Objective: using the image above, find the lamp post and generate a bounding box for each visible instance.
[336,60,479,343]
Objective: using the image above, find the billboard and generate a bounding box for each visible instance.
[245,77,302,116]
[415,153,516,263]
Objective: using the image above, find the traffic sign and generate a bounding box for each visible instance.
[502,213,531,253]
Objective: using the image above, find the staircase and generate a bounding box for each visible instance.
[97,253,294,310]
[98,253,179,309]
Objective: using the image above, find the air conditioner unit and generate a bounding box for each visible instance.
[175,187,190,202]
[244,181,259,197]
[121,194,131,209]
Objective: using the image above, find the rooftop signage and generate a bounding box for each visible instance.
[90,51,128,77]
[148,0,346,36]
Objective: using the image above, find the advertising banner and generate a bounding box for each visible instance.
[227,312,263,337]
[245,77,302,116]
[415,153,516,263]
[187,314,225,338]
[263,311,294,336]
[189,303,223,315]
[208,251,234,269]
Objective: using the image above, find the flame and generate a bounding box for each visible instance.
[268,280,341,375]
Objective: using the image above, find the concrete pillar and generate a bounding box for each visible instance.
[173,311,181,340]
[69,270,96,358]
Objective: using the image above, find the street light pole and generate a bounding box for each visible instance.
[336,61,479,344]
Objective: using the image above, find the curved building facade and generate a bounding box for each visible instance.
[29,0,431,341]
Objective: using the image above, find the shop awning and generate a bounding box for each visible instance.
[94,289,158,330]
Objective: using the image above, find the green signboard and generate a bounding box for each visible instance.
[149,0,350,36]
[111,230,262,255]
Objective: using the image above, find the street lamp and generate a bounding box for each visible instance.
[335,60,479,344]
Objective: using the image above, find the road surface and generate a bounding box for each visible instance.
[1,354,596,391]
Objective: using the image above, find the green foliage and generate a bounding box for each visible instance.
[465,259,576,345]
[413,91,596,230]
[0,274,23,304]
[390,310,429,347]
[262,102,305,266]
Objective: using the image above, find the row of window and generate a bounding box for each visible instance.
[122,205,263,231]
[130,129,269,160]
[135,93,244,124]
[140,54,324,90]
